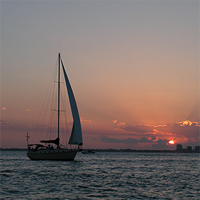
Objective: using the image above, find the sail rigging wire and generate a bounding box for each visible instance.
[31,60,58,144]
[48,73,58,140]
[60,86,72,147]
[42,65,57,140]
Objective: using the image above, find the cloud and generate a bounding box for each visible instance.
[113,120,154,133]
[156,120,200,138]
[2,107,7,110]
[112,120,126,126]
[114,120,199,138]
[0,119,10,125]
[152,139,169,149]
[117,121,126,126]
[151,135,157,141]
[26,109,31,112]
[176,120,198,126]
[81,117,91,123]
[100,135,154,145]
[122,124,154,133]
[110,119,199,148]
[100,135,175,150]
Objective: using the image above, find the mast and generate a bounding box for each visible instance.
[58,53,60,147]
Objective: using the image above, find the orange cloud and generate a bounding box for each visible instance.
[112,120,118,124]
[81,117,91,123]
[176,120,199,127]
[111,120,199,147]
[112,120,126,127]
[26,109,31,112]
[2,107,7,110]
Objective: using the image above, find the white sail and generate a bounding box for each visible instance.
[61,60,83,145]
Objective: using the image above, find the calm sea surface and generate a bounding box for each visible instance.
[0,151,199,200]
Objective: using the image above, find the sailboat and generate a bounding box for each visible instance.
[27,54,83,161]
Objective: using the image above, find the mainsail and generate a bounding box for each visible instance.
[61,59,83,145]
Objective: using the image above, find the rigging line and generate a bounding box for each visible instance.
[44,65,57,140]
[48,73,57,139]
[60,88,70,146]
[49,111,57,140]
[32,60,58,142]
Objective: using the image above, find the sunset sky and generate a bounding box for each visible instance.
[1,0,199,149]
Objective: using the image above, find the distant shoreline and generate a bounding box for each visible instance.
[0,148,199,153]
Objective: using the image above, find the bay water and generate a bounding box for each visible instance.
[1,151,199,199]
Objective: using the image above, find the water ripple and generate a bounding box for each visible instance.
[0,151,199,199]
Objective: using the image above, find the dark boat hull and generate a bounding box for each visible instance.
[27,149,78,161]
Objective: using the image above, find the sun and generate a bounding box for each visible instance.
[169,140,175,145]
